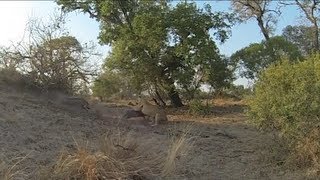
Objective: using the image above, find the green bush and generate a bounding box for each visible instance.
[188,99,211,116]
[248,55,320,135]
[226,84,252,99]
[247,54,320,169]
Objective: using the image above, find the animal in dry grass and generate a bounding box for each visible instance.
[120,101,145,120]
[127,101,136,106]
[140,99,168,126]
[121,109,145,120]
[129,101,143,111]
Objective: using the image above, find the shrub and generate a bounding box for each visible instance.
[0,68,39,90]
[226,84,252,99]
[247,54,320,170]
[0,13,97,95]
[188,99,211,116]
[92,71,144,101]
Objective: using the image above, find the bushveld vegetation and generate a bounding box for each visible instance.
[0,11,99,95]
[247,54,320,172]
[2,0,320,179]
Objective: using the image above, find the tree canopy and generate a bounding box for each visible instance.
[282,25,316,55]
[231,0,281,40]
[57,0,235,106]
[230,36,303,79]
[294,0,320,52]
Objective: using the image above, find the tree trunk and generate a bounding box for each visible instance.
[168,87,184,107]
[257,17,270,41]
[154,83,166,106]
[153,98,161,106]
[163,76,183,107]
[155,89,166,106]
[314,23,319,51]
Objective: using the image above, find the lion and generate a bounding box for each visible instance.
[140,99,168,126]
[120,101,145,120]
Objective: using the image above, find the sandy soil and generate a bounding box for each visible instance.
[0,84,310,179]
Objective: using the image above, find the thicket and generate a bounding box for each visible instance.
[247,54,320,171]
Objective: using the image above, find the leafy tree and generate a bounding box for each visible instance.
[282,25,315,55]
[281,0,320,52]
[226,84,252,99]
[230,36,303,79]
[294,0,320,52]
[57,0,235,107]
[204,56,234,95]
[231,0,281,41]
[92,71,121,100]
[92,69,145,101]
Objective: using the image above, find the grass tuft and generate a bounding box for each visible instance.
[0,154,29,180]
[44,127,194,179]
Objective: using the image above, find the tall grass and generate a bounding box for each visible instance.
[0,154,29,180]
[42,128,194,179]
[162,124,194,177]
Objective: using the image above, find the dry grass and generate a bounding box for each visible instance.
[162,124,194,177]
[293,128,320,175]
[0,154,29,180]
[42,128,194,180]
[48,134,145,179]
[261,127,320,177]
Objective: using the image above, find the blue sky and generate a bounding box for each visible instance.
[0,1,305,86]
[209,1,302,56]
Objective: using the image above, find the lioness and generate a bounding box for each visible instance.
[140,99,168,126]
[120,102,145,120]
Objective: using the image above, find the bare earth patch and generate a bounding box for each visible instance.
[0,85,310,179]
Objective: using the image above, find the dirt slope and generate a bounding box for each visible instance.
[0,84,309,179]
